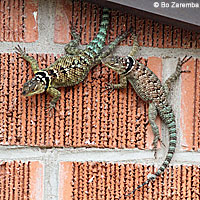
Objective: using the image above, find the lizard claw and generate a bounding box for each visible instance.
[181,70,191,73]
[102,82,115,94]
[15,45,26,57]
[179,55,192,66]
[46,103,57,117]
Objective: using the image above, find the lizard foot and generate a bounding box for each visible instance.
[15,45,26,57]
[69,18,83,36]
[179,55,192,66]
[46,103,57,117]
[152,136,165,159]
[102,82,115,95]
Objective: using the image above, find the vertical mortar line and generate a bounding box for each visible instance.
[43,150,59,200]
[37,0,56,49]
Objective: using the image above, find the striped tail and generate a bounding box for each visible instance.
[85,8,110,58]
[121,103,176,199]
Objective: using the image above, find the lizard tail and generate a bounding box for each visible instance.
[122,103,176,199]
[155,103,177,175]
[85,8,110,57]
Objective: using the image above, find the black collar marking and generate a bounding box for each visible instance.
[35,71,50,91]
[121,56,134,75]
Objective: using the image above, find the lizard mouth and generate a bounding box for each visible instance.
[22,90,32,96]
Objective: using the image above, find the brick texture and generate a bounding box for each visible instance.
[54,0,200,48]
[1,54,198,151]
[59,162,200,200]
[0,0,38,42]
[0,161,43,200]
[0,53,166,149]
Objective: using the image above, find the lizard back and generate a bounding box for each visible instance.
[44,54,92,88]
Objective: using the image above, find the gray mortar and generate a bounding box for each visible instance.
[0,0,200,199]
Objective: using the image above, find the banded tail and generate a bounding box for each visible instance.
[85,8,110,58]
[121,103,177,199]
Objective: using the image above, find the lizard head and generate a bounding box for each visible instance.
[102,55,136,75]
[22,71,51,96]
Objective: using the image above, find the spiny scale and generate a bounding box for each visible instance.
[102,36,192,198]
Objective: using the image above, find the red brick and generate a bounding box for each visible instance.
[53,0,199,48]
[181,58,200,151]
[0,0,38,42]
[0,161,43,200]
[54,0,72,44]
[3,54,197,151]
[59,162,200,200]
[59,162,73,200]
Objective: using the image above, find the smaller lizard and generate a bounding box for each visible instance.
[102,35,192,198]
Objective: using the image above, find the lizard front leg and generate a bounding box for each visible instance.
[46,87,61,112]
[15,45,39,74]
[103,75,127,94]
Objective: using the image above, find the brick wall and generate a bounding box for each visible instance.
[0,0,199,199]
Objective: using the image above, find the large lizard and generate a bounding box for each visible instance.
[102,35,192,198]
[15,8,132,112]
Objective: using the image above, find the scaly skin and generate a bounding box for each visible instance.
[102,35,192,198]
[15,8,133,112]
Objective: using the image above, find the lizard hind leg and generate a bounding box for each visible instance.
[64,25,83,55]
[163,56,192,96]
[148,103,165,158]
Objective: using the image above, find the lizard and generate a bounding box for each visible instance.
[102,34,192,198]
[15,7,133,112]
